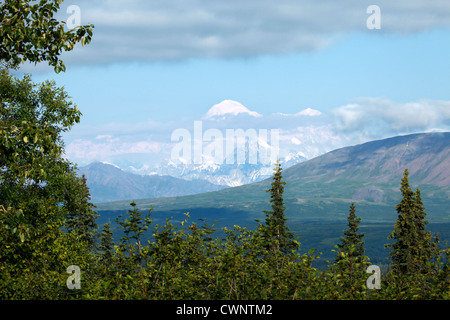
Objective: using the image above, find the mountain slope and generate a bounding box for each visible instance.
[281,131,450,201]
[78,162,227,203]
[284,132,449,186]
[96,132,450,223]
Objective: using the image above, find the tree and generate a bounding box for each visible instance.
[335,203,365,263]
[98,222,114,266]
[0,70,80,179]
[115,202,153,264]
[64,174,99,250]
[0,0,94,72]
[0,68,89,222]
[412,187,439,273]
[387,169,418,275]
[386,169,437,275]
[0,70,97,297]
[0,0,99,298]
[261,160,296,252]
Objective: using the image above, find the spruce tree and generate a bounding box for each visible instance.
[413,187,438,273]
[387,169,417,274]
[386,169,436,275]
[262,160,296,252]
[336,203,365,263]
[64,175,99,250]
[98,222,115,266]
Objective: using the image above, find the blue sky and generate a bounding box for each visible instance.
[16,1,450,168]
[31,29,450,124]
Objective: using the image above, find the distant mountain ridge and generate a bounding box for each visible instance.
[81,100,336,188]
[77,162,227,203]
[281,131,450,200]
[153,150,307,187]
[96,132,450,224]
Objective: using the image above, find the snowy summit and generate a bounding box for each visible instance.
[204,100,262,119]
[296,108,322,116]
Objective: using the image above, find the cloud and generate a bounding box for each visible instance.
[332,97,450,139]
[43,0,450,68]
[65,137,166,163]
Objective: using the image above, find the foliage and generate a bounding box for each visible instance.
[3,154,449,300]
[0,0,94,72]
[1,195,449,299]
[0,70,97,299]
[0,3,448,299]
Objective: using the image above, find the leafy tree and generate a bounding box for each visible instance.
[0,0,94,72]
[0,70,96,298]
[335,203,365,263]
[0,0,102,299]
[0,69,93,226]
[0,69,80,180]
[261,160,296,252]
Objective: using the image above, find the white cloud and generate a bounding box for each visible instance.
[65,137,168,165]
[332,97,450,139]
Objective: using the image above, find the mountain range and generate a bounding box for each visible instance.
[77,162,227,203]
[70,99,343,188]
[78,151,307,203]
[96,132,450,225]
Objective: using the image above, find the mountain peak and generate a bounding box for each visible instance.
[204,100,262,119]
[297,108,322,116]
[275,107,323,117]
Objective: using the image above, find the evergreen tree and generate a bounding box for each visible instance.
[116,201,153,263]
[64,174,99,250]
[335,203,365,263]
[387,169,417,274]
[262,160,296,252]
[413,187,439,273]
[386,169,436,275]
[98,222,115,266]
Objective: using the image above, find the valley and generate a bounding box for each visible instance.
[93,132,450,268]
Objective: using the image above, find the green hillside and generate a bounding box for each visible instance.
[95,132,450,267]
[96,132,450,224]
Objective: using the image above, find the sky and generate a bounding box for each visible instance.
[15,0,450,169]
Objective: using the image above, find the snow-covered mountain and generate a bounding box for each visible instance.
[204,100,262,120]
[114,100,339,186]
[123,150,307,187]
[70,100,345,188]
